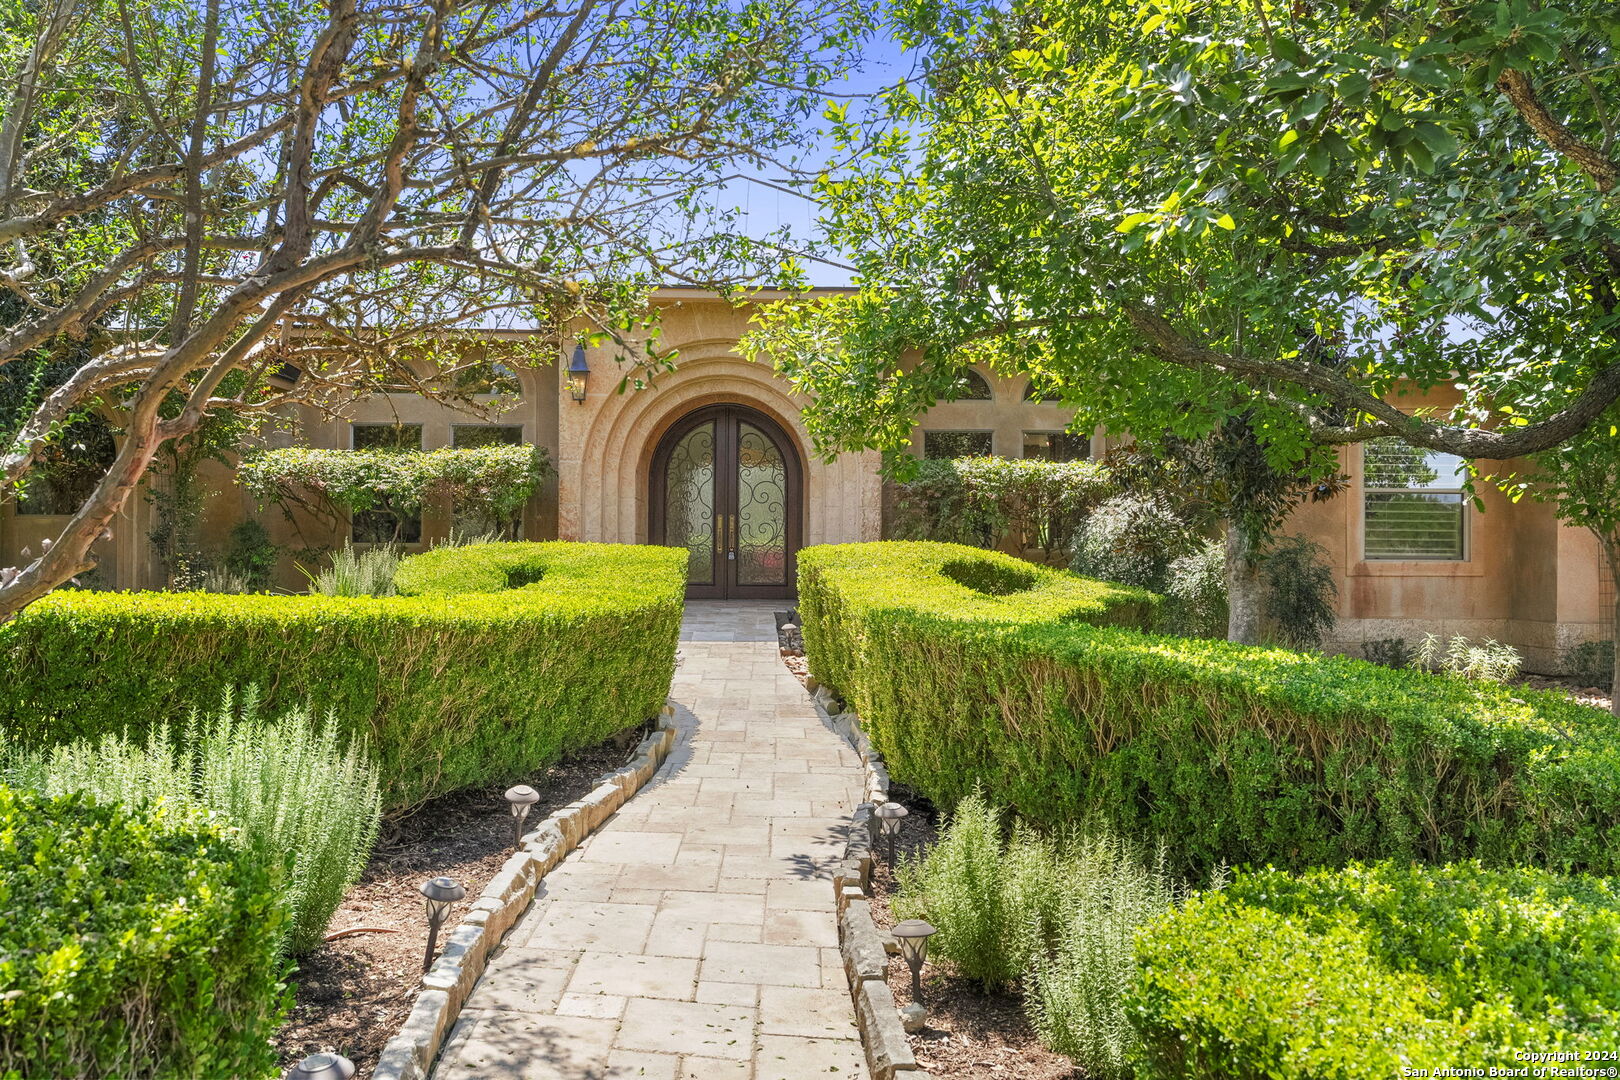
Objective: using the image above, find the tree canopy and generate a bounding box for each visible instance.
[0,0,868,618]
[748,0,1620,475]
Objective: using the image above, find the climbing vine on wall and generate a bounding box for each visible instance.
[238,444,552,543]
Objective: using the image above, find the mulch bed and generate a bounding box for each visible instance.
[273,727,647,1078]
[866,787,1081,1080]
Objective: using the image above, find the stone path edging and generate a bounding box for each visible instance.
[809,686,932,1080]
[372,708,680,1080]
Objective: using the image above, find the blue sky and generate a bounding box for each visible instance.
[723,28,916,287]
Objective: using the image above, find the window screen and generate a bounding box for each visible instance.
[1363,440,1467,560]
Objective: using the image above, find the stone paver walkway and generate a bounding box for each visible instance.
[433,602,869,1080]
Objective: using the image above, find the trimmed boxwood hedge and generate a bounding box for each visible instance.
[0,786,288,1078]
[0,542,686,810]
[798,541,1620,873]
[1129,863,1620,1077]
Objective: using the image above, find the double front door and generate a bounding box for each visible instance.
[650,404,802,600]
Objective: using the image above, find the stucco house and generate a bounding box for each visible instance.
[1,288,1609,672]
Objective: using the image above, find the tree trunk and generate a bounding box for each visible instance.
[1225,521,1263,645]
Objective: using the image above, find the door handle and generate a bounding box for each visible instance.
[727,514,736,559]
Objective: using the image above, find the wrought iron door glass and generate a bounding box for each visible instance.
[736,421,787,585]
[664,421,716,584]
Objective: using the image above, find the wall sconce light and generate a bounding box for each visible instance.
[504,784,539,851]
[891,919,937,1003]
[566,343,590,402]
[285,1052,356,1080]
[419,875,466,972]
[875,801,909,865]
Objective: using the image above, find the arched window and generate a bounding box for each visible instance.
[1023,378,1062,403]
[944,369,993,401]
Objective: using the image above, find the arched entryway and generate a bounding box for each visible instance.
[649,403,803,599]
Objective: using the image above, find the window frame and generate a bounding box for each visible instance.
[349,422,424,452]
[1361,441,1469,563]
[1021,430,1091,462]
[450,424,525,448]
[921,429,995,460]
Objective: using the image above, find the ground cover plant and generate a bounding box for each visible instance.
[0,786,288,1079]
[800,541,1620,874]
[10,688,381,955]
[895,790,1188,1080]
[0,542,686,809]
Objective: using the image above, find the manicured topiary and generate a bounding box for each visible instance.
[0,786,288,1079]
[799,541,1620,873]
[1129,863,1620,1078]
[0,542,686,810]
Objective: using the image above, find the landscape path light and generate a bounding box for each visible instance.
[419,875,466,973]
[891,919,938,1003]
[285,1052,356,1080]
[504,784,540,851]
[875,801,909,865]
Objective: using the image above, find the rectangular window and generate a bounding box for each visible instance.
[351,423,423,451]
[1022,431,1090,462]
[1363,439,1467,560]
[451,424,524,448]
[349,425,423,543]
[922,430,993,459]
[449,426,527,539]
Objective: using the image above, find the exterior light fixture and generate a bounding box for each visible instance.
[504,784,540,851]
[875,801,909,865]
[285,1052,356,1080]
[566,343,590,402]
[891,919,938,1003]
[419,875,466,972]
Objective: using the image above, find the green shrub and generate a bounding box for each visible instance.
[1259,535,1337,650]
[897,790,1189,1079]
[800,541,1620,873]
[894,790,1069,989]
[1026,834,1186,1080]
[891,457,1115,558]
[1128,863,1620,1078]
[1566,638,1616,691]
[307,542,402,596]
[1360,636,1412,668]
[224,518,280,591]
[239,443,551,534]
[1069,493,1203,592]
[1163,538,1226,638]
[0,786,288,1079]
[10,688,382,955]
[0,542,686,810]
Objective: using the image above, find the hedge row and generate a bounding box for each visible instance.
[0,542,686,810]
[798,541,1620,873]
[1130,862,1620,1076]
[0,787,288,1078]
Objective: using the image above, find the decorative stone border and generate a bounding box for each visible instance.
[371,705,680,1080]
[809,685,932,1080]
